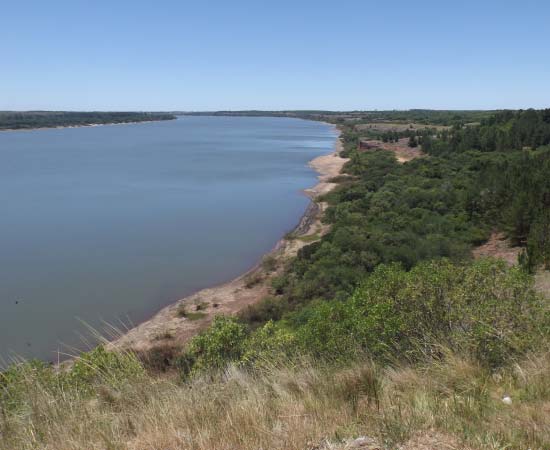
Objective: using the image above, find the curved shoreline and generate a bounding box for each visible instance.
[109,129,347,353]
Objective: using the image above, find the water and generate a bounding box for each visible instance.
[0,116,337,363]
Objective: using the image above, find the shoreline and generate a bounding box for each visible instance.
[109,127,347,353]
[0,118,176,133]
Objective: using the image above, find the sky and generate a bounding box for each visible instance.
[1,0,549,111]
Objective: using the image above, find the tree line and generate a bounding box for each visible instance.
[0,111,175,130]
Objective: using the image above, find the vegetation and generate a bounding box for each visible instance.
[2,345,550,449]
[0,111,175,130]
[2,109,550,448]
[422,109,550,154]
[176,303,208,321]
[183,109,495,126]
[183,259,547,372]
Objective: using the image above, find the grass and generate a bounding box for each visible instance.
[297,233,321,243]
[244,271,263,288]
[176,304,207,321]
[261,255,278,272]
[152,330,174,341]
[2,351,549,449]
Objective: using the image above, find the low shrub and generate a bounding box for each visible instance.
[292,259,547,367]
[244,271,263,288]
[181,316,248,374]
[187,259,548,374]
[177,304,207,320]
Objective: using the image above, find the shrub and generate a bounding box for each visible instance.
[177,304,207,320]
[68,345,144,389]
[244,271,263,288]
[0,360,56,413]
[292,300,360,360]
[241,321,297,365]
[347,259,547,366]
[238,296,285,327]
[137,343,182,373]
[182,316,248,374]
[183,259,547,374]
[261,255,278,272]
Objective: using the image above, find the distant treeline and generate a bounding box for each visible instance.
[422,109,550,153]
[182,109,497,126]
[0,111,176,130]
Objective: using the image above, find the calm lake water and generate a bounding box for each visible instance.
[0,116,336,363]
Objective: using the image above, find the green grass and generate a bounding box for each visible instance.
[297,233,321,242]
[176,304,207,321]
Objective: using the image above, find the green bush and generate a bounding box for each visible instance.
[241,259,545,369]
[238,296,285,327]
[0,360,56,413]
[0,346,145,413]
[241,321,297,365]
[68,346,144,391]
[182,316,248,374]
[310,259,547,367]
[181,259,547,375]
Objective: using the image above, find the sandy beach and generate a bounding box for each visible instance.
[110,130,347,353]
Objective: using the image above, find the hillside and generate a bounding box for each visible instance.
[1,109,550,449]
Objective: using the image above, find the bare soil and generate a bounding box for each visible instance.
[472,232,520,266]
[360,137,424,162]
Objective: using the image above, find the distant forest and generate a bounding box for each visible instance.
[0,111,176,130]
[182,109,497,126]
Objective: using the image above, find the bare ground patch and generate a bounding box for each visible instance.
[472,232,520,267]
[359,138,424,163]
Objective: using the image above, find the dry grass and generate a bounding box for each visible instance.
[2,352,550,450]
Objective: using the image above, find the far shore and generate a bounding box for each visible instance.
[0,118,176,133]
[109,127,348,353]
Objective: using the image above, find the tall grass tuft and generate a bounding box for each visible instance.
[1,350,550,449]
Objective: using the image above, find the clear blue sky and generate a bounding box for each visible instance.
[2,0,549,111]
